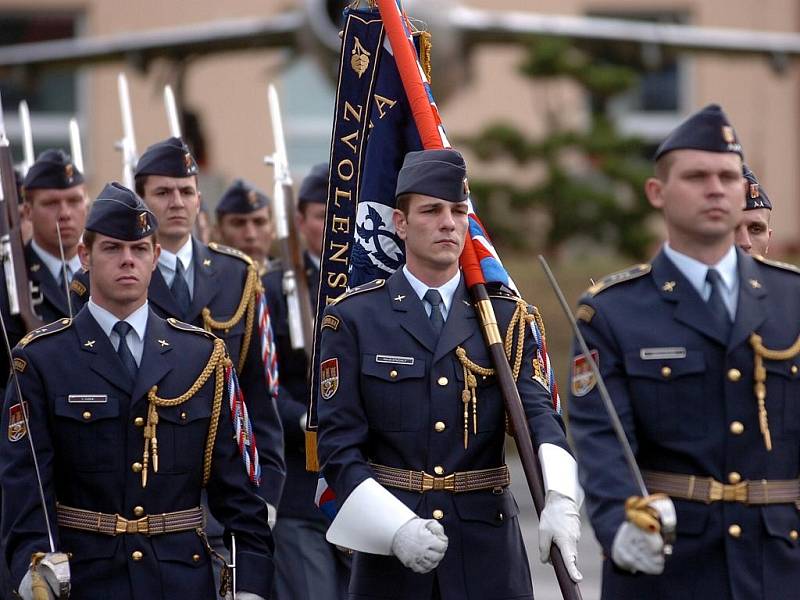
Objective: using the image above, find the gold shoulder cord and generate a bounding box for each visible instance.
[749,333,800,451]
[202,263,260,374]
[456,298,536,448]
[140,338,229,487]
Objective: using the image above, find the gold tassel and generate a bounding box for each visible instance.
[305,430,320,472]
[417,31,432,84]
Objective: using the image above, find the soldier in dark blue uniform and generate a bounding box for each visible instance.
[0,150,87,386]
[316,149,582,600]
[735,165,772,256]
[568,104,800,599]
[0,183,273,599]
[70,138,285,523]
[261,163,350,600]
[214,179,275,273]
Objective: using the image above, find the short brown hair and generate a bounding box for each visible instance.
[395,194,413,216]
[654,153,677,182]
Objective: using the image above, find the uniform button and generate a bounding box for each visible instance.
[192,554,201,562]
[432,509,444,520]
[729,421,744,435]
[131,550,143,561]
[792,365,799,376]
[728,472,742,484]
[496,511,504,522]
[437,376,448,386]
[434,421,446,432]
[389,370,398,380]
[434,465,445,476]
[82,411,92,420]
[134,417,145,427]
[791,530,799,541]
[131,462,143,473]
[133,506,144,517]
[728,524,742,538]
[660,366,671,378]
[180,412,187,421]
[727,368,742,382]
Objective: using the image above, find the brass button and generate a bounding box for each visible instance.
[131,462,143,473]
[434,421,446,432]
[180,412,187,421]
[131,550,143,561]
[389,370,398,379]
[434,465,445,476]
[437,376,448,386]
[792,365,799,376]
[134,417,145,427]
[728,472,742,484]
[728,524,742,538]
[727,368,742,382]
[790,530,799,541]
[432,509,444,520]
[660,366,671,378]
[82,411,92,420]
[729,421,744,435]
[192,554,201,562]
[496,511,504,522]
[133,506,144,517]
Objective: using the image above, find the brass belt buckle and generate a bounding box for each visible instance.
[708,479,748,503]
[115,515,149,535]
[421,472,455,492]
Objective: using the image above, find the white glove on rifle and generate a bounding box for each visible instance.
[391,517,448,574]
[611,521,665,575]
[538,490,583,582]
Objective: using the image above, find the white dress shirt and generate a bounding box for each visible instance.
[30,238,82,283]
[663,243,738,319]
[158,237,194,298]
[86,299,149,366]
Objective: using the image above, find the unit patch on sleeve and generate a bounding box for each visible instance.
[571,350,600,397]
[321,315,340,332]
[320,358,340,400]
[8,402,28,442]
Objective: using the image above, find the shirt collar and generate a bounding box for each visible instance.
[158,237,193,272]
[663,243,738,295]
[402,265,461,314]
[30,239,82,281]
[87,299,149,342]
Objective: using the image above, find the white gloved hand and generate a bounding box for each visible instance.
[391,517,449,573]
[224,592,267,600]
[267,502,277,530]
[18,568,57,600]
[611,521,665,574]
[538,490,583,582]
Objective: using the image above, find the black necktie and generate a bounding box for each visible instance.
[424,289,445,336]
[706,268,732,339]
[170,259,192,319]
[113,321,138,380]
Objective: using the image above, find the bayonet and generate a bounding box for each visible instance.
[68,118,84,175]
[163,85,182,138]
[18,101,34,176]
[115,73,138,189]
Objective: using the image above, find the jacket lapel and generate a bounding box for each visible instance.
[26,243,69,317]
[186,240,219,323]
[650,250,729,346]
[728,249,768,351]
[433,277,477,363]
[131,311,174,403]
[73,309,133,393]
[387,270,436,353]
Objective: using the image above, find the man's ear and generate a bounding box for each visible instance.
[644,177,664,210]
[78,242,90,270]
[393,209,408,241]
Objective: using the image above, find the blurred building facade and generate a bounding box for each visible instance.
[1,0,798,252]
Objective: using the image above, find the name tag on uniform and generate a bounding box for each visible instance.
[375,355,415,366]
[639,347,687,361]
[67,395,108,404]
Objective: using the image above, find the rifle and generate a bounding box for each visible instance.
[19,100,34,176]
[163,85,182,138]
[115,72,138,189]
[68,118,84,176]
[264,83,313,358]
[0,92,43,332]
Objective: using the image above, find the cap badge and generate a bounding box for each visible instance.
[138,212,151,234]
[722,126,736,144]
[463,177,470,196]
[64,163,74,183]
[247,190,259,207]
[750,183,760,199]
[183,152,195,174]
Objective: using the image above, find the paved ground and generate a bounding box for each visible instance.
[508,444,604,600]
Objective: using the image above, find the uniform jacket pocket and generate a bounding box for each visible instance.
[361,355,426,431]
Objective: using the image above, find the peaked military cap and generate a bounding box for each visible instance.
[134,136,199,179]
[654,104,743,161]
[216,179,270,217]
[23,149,84,190]
[396,148,469,203]
[298,162,329,207]
[85,182,158,241]
[742,165,772,211]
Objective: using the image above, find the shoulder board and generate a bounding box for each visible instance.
[19,318,72,348]
[753,255,800,275]
[330,278,386,305]
[486,282,520,301]
[166,318,216,339]
[70,278,87,298]
[207,242,253,266]
[587,263,651,297]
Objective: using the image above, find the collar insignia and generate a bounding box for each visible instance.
[158,339,170,347]
[394,294,405,302]
[662,281,676,292]
[84,340,96,348]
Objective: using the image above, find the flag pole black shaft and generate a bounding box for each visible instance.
[469,282,582,600]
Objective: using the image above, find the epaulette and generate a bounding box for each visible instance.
[753,255,800,275]
[330,278,386,305]
[166,318,216,340]
[487,283,520,301]
[587,263,651,297]
[207,242,253,266]
[19,318,72,348]
[70,278,87,298]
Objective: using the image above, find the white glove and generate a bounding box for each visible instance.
[611,521,665,574]
[224,592,267,600]
[538,490,582,582]
[391,517,448,573]
[18,569,57,600]
[267,502,277,530]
